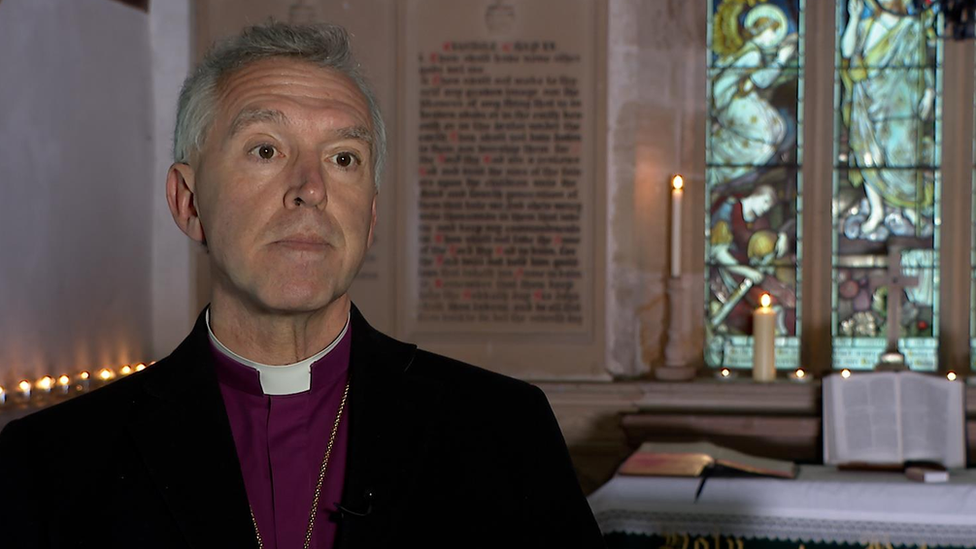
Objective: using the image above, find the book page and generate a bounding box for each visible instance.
[626,441,795,478]
[824,373,901,464]
[900,372,965,468]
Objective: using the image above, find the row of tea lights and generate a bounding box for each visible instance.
[715,366,964,382]
[0,362,153,406]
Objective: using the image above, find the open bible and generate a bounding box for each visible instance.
[823,371,966,468]
[618,441,797,479]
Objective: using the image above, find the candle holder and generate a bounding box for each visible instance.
[655,274,698,381]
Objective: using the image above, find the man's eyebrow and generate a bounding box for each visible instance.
[335,125,373,147]
[228,108,290,138]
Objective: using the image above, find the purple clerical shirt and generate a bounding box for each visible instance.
[210,325,351,549]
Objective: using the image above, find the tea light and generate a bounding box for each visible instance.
[134,363,147,372]
[790,368,811,383]
[18,380,31,401]
[76,371,91,393]
[98,368,115,382]
[35,376,55,395]
[120,365,133,376]
[840,368,852,379]
[715,367,737,380]
[947,371,958,382]
[57,375,71,395]
[0,386,6,405]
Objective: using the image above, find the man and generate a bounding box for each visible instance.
[707,184,796,337]
[0,22,604,548]
[840,0,936,236]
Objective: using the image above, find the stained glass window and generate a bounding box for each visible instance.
[964,31,976,374]
[705,0,805,370]
[832,0,943,371]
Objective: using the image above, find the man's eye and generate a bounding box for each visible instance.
[333,152,358,168]
[251,144,277,160]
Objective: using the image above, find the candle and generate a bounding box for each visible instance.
[120,365,133,376]
[97,368,116,386]
[76,371,91,393]
[714,367,737,380]
[947,371,958,382]
[0,386,6,406]
[134,363,147,372]
[752,293,776,382]
[790,368,811,383]
[670,175,684,279]
[35,376,54,395]
[18,380,32,401]
[57,375,71,395]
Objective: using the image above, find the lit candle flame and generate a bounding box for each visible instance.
[795,369,806,379]
[760,293,772,309]
[36,376,54,391]
[947,371,958,381]
[98,368,114,381]
[120,365,132,375]
[58,375,70,386]
[841,369,852,379]
[671,174,684,191]
[720,368,731,378]
[79,371,90,380]
[18,380,31,393]
[135,363,146,372]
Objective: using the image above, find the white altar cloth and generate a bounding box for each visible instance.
[588,466,976,547]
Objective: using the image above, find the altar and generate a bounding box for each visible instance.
[588,466,976,548]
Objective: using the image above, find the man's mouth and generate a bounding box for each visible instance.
[274,234,331,251]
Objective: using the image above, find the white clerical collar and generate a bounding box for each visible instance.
[206,309,350,396]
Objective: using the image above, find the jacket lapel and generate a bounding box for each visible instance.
[336,306,445,547]
[127,313,257,549]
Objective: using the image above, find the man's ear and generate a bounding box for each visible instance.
[365,192,378,250]
[166,163,206,245]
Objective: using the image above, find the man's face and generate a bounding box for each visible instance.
[189,58,377,315]
[752,192,774,216]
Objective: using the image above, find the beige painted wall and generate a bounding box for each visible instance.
[0,0,154,386]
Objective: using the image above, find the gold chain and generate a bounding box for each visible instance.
[249,381,351,549]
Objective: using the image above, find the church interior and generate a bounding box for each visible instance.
[4,0,976,545]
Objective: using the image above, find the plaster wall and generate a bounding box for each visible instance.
[0,0,154,383]
[150,0,195,358]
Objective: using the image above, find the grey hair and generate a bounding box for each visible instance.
[172,21,386,188]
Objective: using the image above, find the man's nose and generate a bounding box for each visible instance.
[285,161,327,209]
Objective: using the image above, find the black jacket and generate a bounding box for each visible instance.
[0,307,605,548]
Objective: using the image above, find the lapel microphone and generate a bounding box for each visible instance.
[335,488,374,517]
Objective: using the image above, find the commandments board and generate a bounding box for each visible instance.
[400,0,597,336]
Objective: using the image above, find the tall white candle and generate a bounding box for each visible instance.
[670,175,683,279]
[753,293,776,382]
